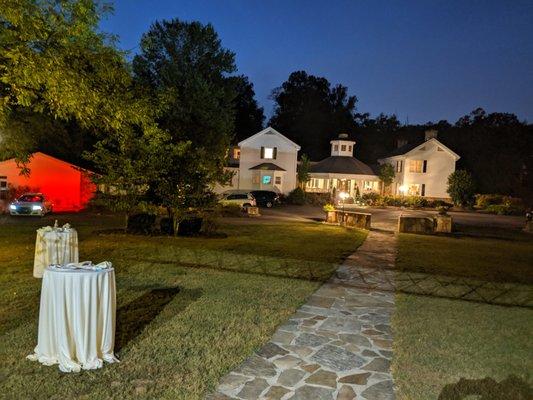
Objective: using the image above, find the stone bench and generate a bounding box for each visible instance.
[398,214,453,234]
[326,210,372,230]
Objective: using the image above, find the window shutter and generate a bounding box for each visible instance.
[273,147,277,159]
[421,184,426,196]
[423,160,427,173]
[260,146,265,159]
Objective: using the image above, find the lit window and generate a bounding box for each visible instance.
[275,176,281,185]
[409,160,423,173]
[408,184,421,196]
[233,148,240,159]
[363,181,374,190]
[252,175,260,184]
[341,145,346,151]
[263,147,276,160]
[396,161,403,173]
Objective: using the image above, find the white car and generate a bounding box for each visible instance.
[219,192,256,209]
[9,193,53,216]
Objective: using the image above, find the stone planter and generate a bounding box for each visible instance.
[434,214,453,233]
[247,206,260,217]
[325,210,338,223]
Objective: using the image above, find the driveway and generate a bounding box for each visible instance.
[246,205,524,231]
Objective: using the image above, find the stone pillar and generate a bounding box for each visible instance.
[434,215,453,233]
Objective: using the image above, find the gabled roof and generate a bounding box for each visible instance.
[380,138,460,161]
[238,126,301,150]
[309,156,377,176]
[249,162,286,171]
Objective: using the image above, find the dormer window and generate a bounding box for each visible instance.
[348,145,352,152]
[341,145,346,151]
[334,145,339,152]
[261,146,277,159]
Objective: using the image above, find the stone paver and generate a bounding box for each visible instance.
[208,227,397,399]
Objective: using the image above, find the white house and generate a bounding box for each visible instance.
[378,130,460,199]
[306,133,380,198]
[216,127,301,194]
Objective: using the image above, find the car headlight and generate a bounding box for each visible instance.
[32,205,42,211]
[9,204,16,210]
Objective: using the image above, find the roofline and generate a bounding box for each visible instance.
[379,138,460,161]
[238,126,301,150]
[1,152,95,173]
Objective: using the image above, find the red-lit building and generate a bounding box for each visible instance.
[0,152,96,212]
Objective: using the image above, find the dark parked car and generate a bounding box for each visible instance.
[250,190,280,208]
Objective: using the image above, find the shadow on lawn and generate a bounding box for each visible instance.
[438,375,532,399]
[115,287,202,352]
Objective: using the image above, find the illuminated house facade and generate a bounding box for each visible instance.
[305,133,380,198]
[378,130,460,199]
[0,152,96,212]
[216,127,301,194]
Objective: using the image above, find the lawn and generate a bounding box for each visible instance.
[0,213,367,399]
[393,227,533,399]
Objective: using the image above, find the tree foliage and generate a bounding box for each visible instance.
[270,71,358,160]
[132,18,237,222]
[297,154,311,188]
[226,75,264,143]
[378,163,395,189]
[447,170,476,207]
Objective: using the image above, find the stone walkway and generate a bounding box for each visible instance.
[208,228,398,400]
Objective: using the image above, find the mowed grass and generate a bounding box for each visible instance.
[393,228,533,399]
[0,213,366,399]
[396,228,533,284]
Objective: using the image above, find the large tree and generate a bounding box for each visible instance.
[0,0,145,164]
[269,71,358,161]
[226,75,264,143]
[132,19,237,224]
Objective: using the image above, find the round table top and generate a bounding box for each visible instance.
[46,265,114,274]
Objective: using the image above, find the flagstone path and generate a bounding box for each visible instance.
[208,226,398,400]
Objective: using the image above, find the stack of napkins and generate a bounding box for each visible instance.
[54,261,112,271]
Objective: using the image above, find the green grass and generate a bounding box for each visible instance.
[396,229,533,284]
[393,229,533,399]
[0,213,366,399]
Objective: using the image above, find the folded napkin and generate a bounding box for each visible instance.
[53,261,112,271]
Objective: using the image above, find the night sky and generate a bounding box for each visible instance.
[99,0,533,124]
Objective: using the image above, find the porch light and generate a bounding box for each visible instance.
[339,191,349,200]
[399,185,407,193]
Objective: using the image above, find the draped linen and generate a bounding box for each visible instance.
[34,228,79,278]
[27,266,119,372]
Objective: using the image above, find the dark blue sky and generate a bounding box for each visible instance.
[100,0,533,124]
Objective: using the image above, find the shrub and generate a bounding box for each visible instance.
[177,216,203,236]
[305,192,329,206]
[475,194,504,209]
[218,203,242,217]
[127,213,156,235]
[447,170,476,207]
[160,217,174,235]
[405,196,428,208]
[428,199,453,208]
[323,203,335,212]
[286,187,306,205]
[200,210,220,236]
[361,192,380,206]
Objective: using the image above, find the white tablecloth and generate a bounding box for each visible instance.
[27,266,119,372]
[34,228,79,278]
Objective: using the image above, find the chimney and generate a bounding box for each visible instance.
[425,129,438,141]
